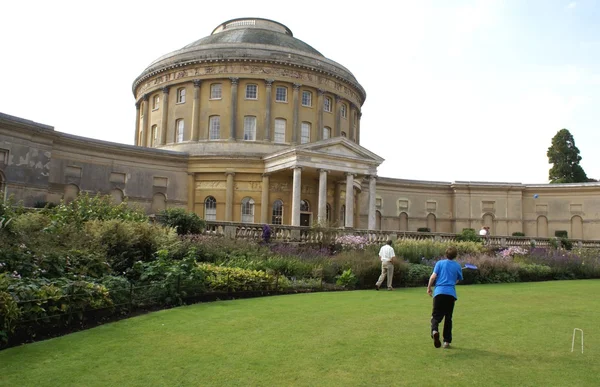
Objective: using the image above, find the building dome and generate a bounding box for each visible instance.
[133,18,363,99]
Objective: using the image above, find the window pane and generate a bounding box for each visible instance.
[178,88,186,103]
[241,198,254,223]
[211,84,222,99]
[341,104,347,118]
[205,196,217,221]
[244,116,256,141]
[324,97,331,112]
[153,95,160,109]
[272,200,283,225]
[209,116,220,140]
[301,122,310,144]
[177,120,184,142]
[323,127,331,140]
[246,84,257,99]
[274,119,286,143]
[302,91,312,107]
[275,87,287,102]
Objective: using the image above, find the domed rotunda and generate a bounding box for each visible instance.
[131,18,383,228]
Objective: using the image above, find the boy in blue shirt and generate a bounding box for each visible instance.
[427,246,463,348]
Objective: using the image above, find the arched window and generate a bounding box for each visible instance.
[176,119,184,143]
[272,200,283,225]
[427,213,437,232]
[323,127,331,140]
[341,131,347,138]
[571,215,583,239]
[241,197,255,223]
[151,125,158,147]
[483,213,494,235]
[300,200,310,212]
[205,196,216,221]
[64,184,79,204]
[209,116,220,140]
[399,212,408,231]
[151,193,166,213]
[537,216,548,238]
[301,122,311,144]
[326,203,331,222]
[110,188,124,204]
[376,210,382,230]
[274,118,286,143]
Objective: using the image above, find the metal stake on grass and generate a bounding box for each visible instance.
[571,328,584,353]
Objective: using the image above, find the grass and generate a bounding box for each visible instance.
[1,280,599,387]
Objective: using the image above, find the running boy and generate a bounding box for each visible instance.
[427,246,463,348]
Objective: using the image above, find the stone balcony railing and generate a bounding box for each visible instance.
[202,221,600,249]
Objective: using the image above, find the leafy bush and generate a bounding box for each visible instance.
[417,227,431,232]
[394,240,484,264]
[404,264,432,286]
[560,238,573,250]
[512,232,525,237]
[158,208,205,235]
[456,228,482,243]
[555,230,568,238]
[200,264,273,292]
[336,269,357,289]
[0,290,21,343]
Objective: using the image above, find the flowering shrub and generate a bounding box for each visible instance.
[499,246,528,258]
[334,235,368,250]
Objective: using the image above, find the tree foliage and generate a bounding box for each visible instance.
[547,129,589,183]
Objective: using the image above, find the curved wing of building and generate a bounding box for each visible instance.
[1,18,600,239]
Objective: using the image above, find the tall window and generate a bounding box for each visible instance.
[274,118,286,143]
[209,116,220,140]
[323,127,331,140]
[177,88,186,103]
[151,125,158,146]
[302,91,312,107]
[326,203,331,222]
[241,197,255,223]
[275,86,287,102]
[301,122,311,144]
[153,95,160,110]
[324,97,332,112]
[205,196,217,221]
[341,103,347,118]
[300,200,310,212]
[272,200,283,225]
[210,83,222,99]
[243,116,257,141]
[341,204,346,224]
[176,119,184,143]
[246,84,258,99]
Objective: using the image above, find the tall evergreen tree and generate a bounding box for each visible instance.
[547,129,589,183]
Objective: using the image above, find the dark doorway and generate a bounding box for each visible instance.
[300,213,311,227]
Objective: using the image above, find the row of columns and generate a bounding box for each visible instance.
[188,169,377,229]
[135,78,361,147]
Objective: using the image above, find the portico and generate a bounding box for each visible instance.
[263,137,384,229]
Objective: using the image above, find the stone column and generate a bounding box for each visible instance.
[134,102,141,146]
[291,167,302,226]
[261,173,270,223]
[334,180,341,225]
[317,89,324,141]
[140,94,149,147]
[367,175,377,230]
[345,173,355,228]
[264,79,273,141]
[356,111,362,144]
[292,84,301,144]
[160,87,169,145]
[225,172,235,221]
[191,80,201,141]
[317,169,328,225]
[335,96,342,137]
[187,173,196,213]
[229,77,239,140]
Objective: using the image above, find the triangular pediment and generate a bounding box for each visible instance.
[295,137,385,163]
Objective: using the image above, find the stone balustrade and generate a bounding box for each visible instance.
[202,221,600,248]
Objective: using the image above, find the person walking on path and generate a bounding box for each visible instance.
[427,246,463,348]
[375,240,396,291]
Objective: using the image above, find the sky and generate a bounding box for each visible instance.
[1,0,599,184]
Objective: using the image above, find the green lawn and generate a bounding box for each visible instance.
[1,280,599,387]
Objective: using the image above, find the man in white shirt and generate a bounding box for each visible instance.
[375,240,396,290]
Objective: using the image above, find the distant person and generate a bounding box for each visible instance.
[375,240,396,291]
[479,226,487,237]
[479,226,490,246]
[427,246,463,349]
